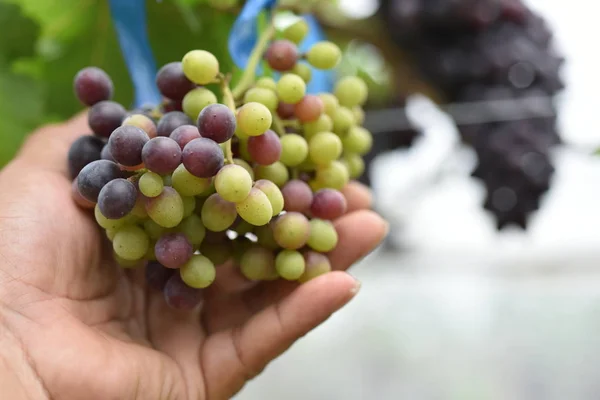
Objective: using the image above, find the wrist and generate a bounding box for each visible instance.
[0,306,49,399]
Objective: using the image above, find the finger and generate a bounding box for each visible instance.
[16,111,89,176]
[342,181,373,212]
[329,209,388,270]
[202,271,360,399]
[201,209,387,333]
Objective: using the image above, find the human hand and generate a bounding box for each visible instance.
[0,113,388,400]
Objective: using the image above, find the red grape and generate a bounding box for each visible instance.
[197,103,236,143]
[163,273,204,310]
[282,180,313,213]
[182,138,224,178]
[98,178,138,219]
[157,111,193,137]
[310,189,347,220]
[170,125,201,149]
[155,233,194,269]
[88,101,127,138]
[294,95,324,122]
[265,40,299,72]
[156,62,195,100]
[77,160,124,203]
[74,67,113,106]
[108,125,150,167]
[142,137,182,175]
[146,262,174,291]
[277,102,296,119]
[247,130,282,165]
[67,135,105,179]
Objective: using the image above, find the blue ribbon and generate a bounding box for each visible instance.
[228,1,334,94]
[108,0,162,108]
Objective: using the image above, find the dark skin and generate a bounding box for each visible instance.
[0,113,388,400]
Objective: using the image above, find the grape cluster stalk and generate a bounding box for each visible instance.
[68,17,373,310]
[381,0,564,229]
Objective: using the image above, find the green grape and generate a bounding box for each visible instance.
[94,204,135,230]
[182,87,218,120]
[297,157,316,172]
[283,19,309,44]
[352,106,365,125]
[236,187,273,226]
[182,50,219,85]
[315,161,349,190]
[106,228,117,242]
[255,77,277,91]
[309,132,342,165]
[214,164,253,203]
[276,74,306,104]
[254,161,289,187]
[298,251,332,283]
[237,102,273,136]
[181,195,197,218]
[234,121,250,140]
[179,214,206,247]
[146,187,185,228]
[279,134,308,167]
[172,164,213,196]
[255,224,279,250]
[239,245,276,281]
[201,193,237,232]
[332,106,355,136]
[303,114,333,140]
[275,250,306,281]
[306,41,341,70]
[180,255,216,289]
[113,225,150,261]
[200,241,232,265]
[342,153,365,179]
[233,158,255,180]
[243,87,278,111]
[145,241,157,261]
[318,93,339,117]
[342,126,373,155]
[144,219,165,240]
[291,63,312,83]
[309,179,325,192]
[163,175,172,186]
[114,252,145,269]
[273,212,311,250]
[307,219,338,252]
[254,179,284,216]
[334,76,368,107]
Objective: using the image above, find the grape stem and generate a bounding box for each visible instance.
[231,18,277,100]
[272,115,286,137]
[219,73,236,164]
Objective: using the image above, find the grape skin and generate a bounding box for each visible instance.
[275,250,305,281]
[141,137,182,175]
[182,138,224,178]
[170,125,201,149]
[77,160,124,203]
[67,135,105,179]
[123,114,158,139]
[299,251,332,283]
[157,112,193,137]
[163,273,204,310]
[265,40,299,72]
[74,67,113,106]
[98,178,138,220]
[253,179,284,216]
[171,164,213,197]
[113,225,150,261]
[214,164,253,203]
[146,262,174,291]
[294,95,324,123]
[281,180,313,213]
[145,187,185,228]
[182,50,219,85]
[201,193,237,232]
[155,233,194,269]
[307,219,339,253]
[247,130,282,166]
[236,188,273,226]
[237,102,273,137]
[182,88,218,121]
[197,103,237,144]
[276,74,306,104]
[180,255,216,289]
[108,125,150,167]
[156,62,195,100]
[88,101,127,138]
[310,189,347,220]
[272,212,311,250]
[139,172,164,198]
[282,19,309,44]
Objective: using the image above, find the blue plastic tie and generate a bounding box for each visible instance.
[108,0,162,108]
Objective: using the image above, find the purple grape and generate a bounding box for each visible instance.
[163,273,204,310]
[156,111,193,137]
[142,137,182,175]
[197,103,236,144]
[97,178,137,219]
[108,125,150,167]
[101,143,115,161]
[247,130,282,165]
[67,135,105,179]
[182,138,224,178]
[146,262,175,291]
[282,180,313,213]
[155,233,193,269]
[170,125,201,150]
[73,67,114,106]
[76,160,124,202]
[88,101,127,138]
[310,189,347,220]
[156,62,195,101]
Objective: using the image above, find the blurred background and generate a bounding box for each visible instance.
[2,0,600,398]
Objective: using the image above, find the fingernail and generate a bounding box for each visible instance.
[350,279,362,296]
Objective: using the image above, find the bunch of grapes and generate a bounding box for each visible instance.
[68,18,373,310]
[380,0,564,229]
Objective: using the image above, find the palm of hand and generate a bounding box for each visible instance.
[0,115,386,400]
